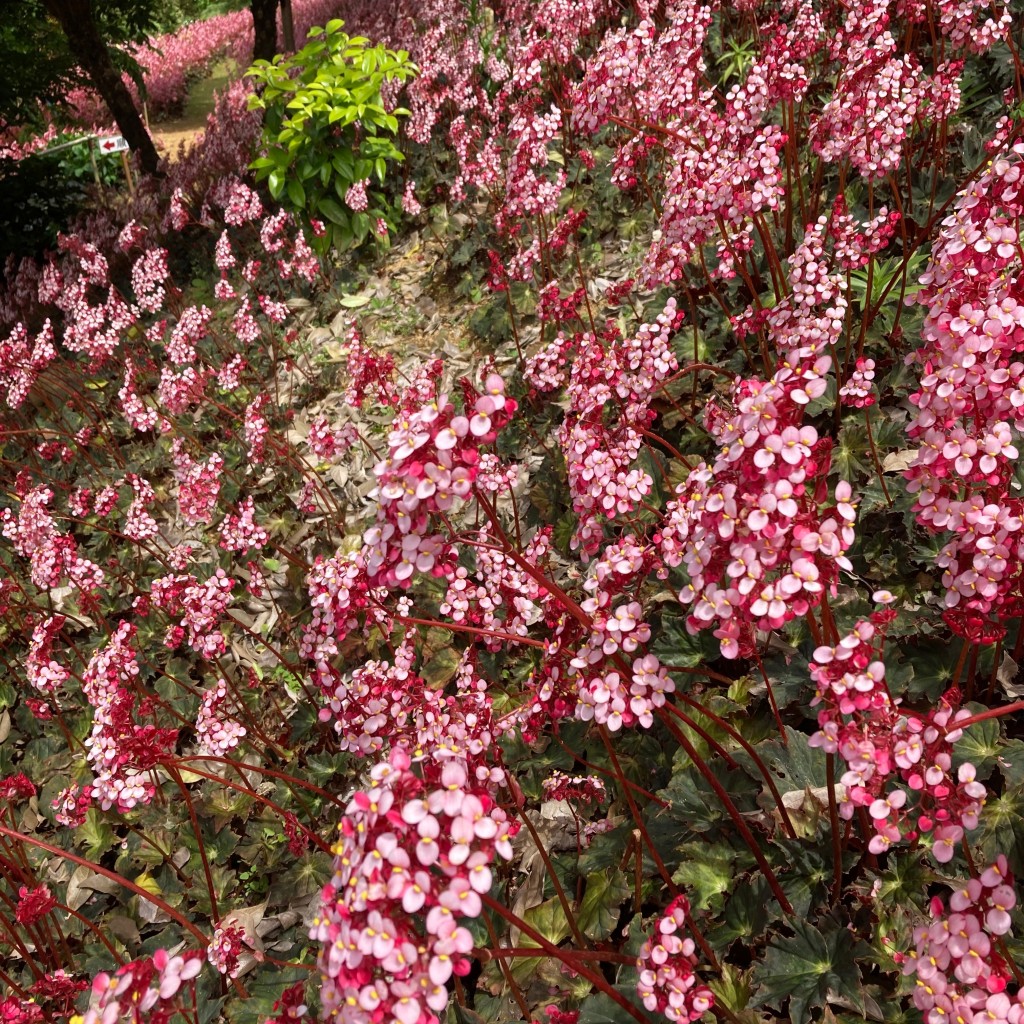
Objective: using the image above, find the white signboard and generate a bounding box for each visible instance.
[96,135,129,154]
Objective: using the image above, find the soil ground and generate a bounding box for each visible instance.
[151,61,236,160]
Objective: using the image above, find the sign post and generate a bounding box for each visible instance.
[97,135,133,193]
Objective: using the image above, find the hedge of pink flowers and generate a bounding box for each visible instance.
[1,1,1024,1024]
[63,0,359,128]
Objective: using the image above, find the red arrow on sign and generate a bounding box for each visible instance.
[102,141,116,151]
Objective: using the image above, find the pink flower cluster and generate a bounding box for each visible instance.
[363,372,517,587]
[171,440,224,526]
[636,895,714,1023]
[312,747,515,1024]
[658,205,871,658]
[573,0,790,285]
[207,923,248,978]
[904,141,1024,643]
[340,322,399,408]
[220,496,269,552]
[515,533,672,740]
[901,858,1023,1024]
[811,1,933,180]
[79,950,203,1024]
[151,569,234,659]
[0,320,56,409]
[26,615,70,695]
[302,549,382,675]
[808,617,986,862]
[81,622,179,813]
[307,416,357,461]
[440,529,550,650]
[541,771,606,804]
[0,485,106,595]
[196,678,247,756]
[526,299,680,554]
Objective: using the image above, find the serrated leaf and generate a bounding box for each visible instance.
[521,896,571,948]
[952,704,1002,780]
[76,809,115,859]
[422,647,461,687]
[755,919,867,1024]
[577,985,646,1024]
[998,739,1024,787]
[978,784,1024,874]
[710,964,754,1013]
[651,608,719,669]
[672,844,737,912]
[577,869,630,940]
[710,875,772,948]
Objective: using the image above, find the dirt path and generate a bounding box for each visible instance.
[151,61,237,161]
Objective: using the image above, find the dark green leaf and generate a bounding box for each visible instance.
[755,919,867,1024]
[577,870,630,941]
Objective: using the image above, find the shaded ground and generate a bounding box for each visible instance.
[152,61,236,160]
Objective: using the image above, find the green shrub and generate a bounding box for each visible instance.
[0,135,122,263]
[246,19,416,253]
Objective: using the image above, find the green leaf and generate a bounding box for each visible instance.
[0,678,16,710]
[338,292,371,308]
[755,919,867,1024]
[76,809,116,860]
[421,647,461,687]
[651,608,720,670]
[655,758,758,836]
[998,739,1024,787]
[710,964,754,1014]
[286,176,306,209]
[577,985,647,1024]
[953,703,1002,780]
[521,897,571,947]
[979,784,1024,874]
[577,870,631,941]
[672,843,739,913]
[710,876,772,948]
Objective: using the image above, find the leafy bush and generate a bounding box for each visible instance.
[0,137,121,263]
[4,4,1024,1024]
[246,19,416,252]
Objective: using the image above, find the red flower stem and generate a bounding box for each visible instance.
[480,908,532,1021]
[480,893,651,1024]
[662,700,740,769]
[394,614,546,649]
[667,696,797,840]
[548,730,667,805]
[166,765,219,923]
[171,755,349,809]
[752,654,789,746]
[0,965,30,998]
[947,699,1024,731]
[477,947,636,964]
[475,492,592,630]
[166,762,335,853]
[826,753,843,902]
[511,798,591,951]
[665,722,794,916]
[0,823,208,945]
[598,727,678,896]
[58,899,126,964]
[863,407,893,506]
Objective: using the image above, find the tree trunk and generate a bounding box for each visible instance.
[42,0,160,177]
[280,0,295,52]
[251,0,280,63]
